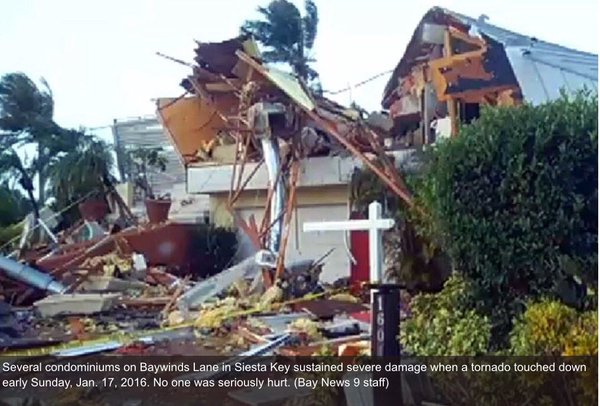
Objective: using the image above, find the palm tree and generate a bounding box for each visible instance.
[47,134,115,211]
[0,180,32,227]
[0,148,40,220]
[0,72,80,215]
[241,0,320,87]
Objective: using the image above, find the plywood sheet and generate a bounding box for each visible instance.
[156,95,237,164]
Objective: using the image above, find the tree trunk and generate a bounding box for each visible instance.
[37,170,46,207]
[24,181,40,222]
[12,152,40,223]
[36,145,46,205]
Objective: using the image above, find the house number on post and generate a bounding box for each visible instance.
[377,296,385,355]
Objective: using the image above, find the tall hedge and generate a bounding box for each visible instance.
[424,92,598,342]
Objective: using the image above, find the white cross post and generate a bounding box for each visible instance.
[302,201,394,285]
[303,201,396,356]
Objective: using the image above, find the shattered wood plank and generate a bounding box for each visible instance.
[232,133,253,204]
[227,205,262,250]
[308,114,416,209]
[50,235,114,277]
[448,26,487,48]
[162,274,191,315]
[188,76,215,105]
[443,28,459,137]
[205,81,242,92]
[248,215,259,237]
[365,128,411,195]
[236,327,271,344]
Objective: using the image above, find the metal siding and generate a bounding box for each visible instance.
[505,46,598,106]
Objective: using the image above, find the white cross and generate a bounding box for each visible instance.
[302,201,394,284]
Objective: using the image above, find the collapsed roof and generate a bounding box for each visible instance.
[156,35,413,206]
[158,36,370,167]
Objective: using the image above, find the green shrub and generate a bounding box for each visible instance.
[509,298,598,356]
[400,274,491,355]
[424,92,598,342]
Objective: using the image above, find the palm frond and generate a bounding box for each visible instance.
[302,0,318,50]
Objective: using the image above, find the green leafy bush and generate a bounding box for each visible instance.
[424,92,598,342]
[400,274,491,355]
[509,298,598,356]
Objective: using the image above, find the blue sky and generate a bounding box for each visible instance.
[1,0,598,142]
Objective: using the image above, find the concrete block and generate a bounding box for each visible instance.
[34,293,120,317]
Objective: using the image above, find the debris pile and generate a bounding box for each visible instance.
[0,34,409,368]
[0,186,376,360]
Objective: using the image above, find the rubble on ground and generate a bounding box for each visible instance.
[0,33,411,366]
[0,190,389,359]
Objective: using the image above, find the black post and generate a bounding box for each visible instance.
[371,284,402,405]
[371,285,401,357]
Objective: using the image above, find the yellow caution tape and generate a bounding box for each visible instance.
[4,287,351,357]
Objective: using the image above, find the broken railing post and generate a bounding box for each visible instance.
[303,201,401,356]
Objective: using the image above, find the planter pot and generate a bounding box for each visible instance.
[78,198,109,222]
[145,198,172,224]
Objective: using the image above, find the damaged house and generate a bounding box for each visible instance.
[382,7,598,144]
[157,36,414,283]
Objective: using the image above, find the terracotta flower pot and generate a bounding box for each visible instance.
[145,198,172,224]
[78,198,109,222]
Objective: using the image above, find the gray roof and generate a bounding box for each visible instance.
[445,9,598,105]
